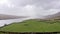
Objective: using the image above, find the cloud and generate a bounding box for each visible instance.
[0,0,60,18]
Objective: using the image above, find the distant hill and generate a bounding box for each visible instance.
[0,14,27,20]
[44,12,60,20]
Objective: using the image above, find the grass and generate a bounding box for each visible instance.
[0,19,60,32]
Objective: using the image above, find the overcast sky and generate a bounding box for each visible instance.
[0,0,60,18]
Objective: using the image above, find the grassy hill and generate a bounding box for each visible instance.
[0,19,60,32]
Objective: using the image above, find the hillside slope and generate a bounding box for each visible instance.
[0,19,60,32]
[44,12,60,20]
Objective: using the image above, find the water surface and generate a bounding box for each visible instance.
[0,18,30,27]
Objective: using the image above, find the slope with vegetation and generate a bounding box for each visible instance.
[0,19,60,32]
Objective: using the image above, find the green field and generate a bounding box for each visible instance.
[0,19,60,32]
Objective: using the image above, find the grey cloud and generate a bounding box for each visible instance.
[0,0,60,18]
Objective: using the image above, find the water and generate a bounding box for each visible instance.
[0,18,31,27]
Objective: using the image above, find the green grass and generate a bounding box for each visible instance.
[0,19,60,32]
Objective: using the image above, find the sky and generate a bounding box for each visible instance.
[0,0,60,18]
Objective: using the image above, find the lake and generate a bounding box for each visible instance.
[0,18,31,27]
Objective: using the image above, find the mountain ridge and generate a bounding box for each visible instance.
[0,14,27,20]
[44,12,60,20]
